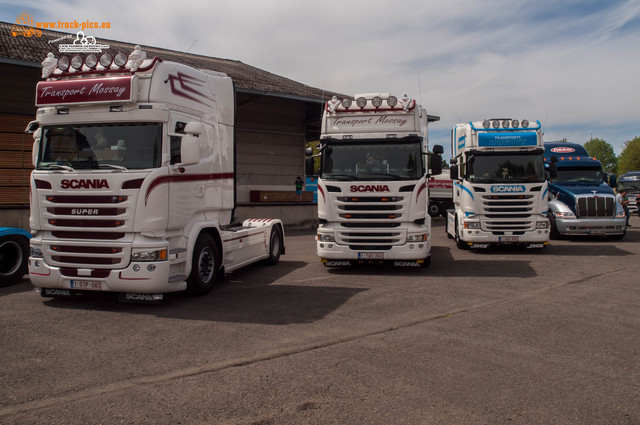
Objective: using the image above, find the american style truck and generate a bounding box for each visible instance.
[544,142,626,239]
[306,93,443,267]
[446,119,551,249]
[27,47,285,302]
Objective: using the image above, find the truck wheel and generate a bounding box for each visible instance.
[428,202,441,217]
[454,217,468,250]
[0,235,29,287]
[186,233,219,296]
[264,226,283,265]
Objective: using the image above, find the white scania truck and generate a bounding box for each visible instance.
[306,93,443,267]
[27,47,284,302]
[446,119,552,249]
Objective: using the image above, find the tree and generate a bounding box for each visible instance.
[617,136,640,175]
[583,138,617,174]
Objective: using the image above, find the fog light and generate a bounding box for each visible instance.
[320,243,325,248]
[328,244,333,249]
[147,264,156,272]
[133,264,141,272]
[409,244,414,249]
[35,260,41,267]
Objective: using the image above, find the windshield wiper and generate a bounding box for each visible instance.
[98,163,128,171]
[40,163,75,171]
[324,174,357,181]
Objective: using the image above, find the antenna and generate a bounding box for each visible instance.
[543,108,549,135]
[186,39,197,53]
[418,73,423,106]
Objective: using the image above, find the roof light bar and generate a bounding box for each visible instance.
[85,54,98,69]
[387,96,398,107]
[356,97,367,108]
[57,56,70,72]
[99,53,113,68]
[522,119,529,128]
[371,96,383,107]
[341,98,352,108]
[114,52,128,68]
[70,55,83,70]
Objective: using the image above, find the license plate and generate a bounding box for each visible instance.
[69,280,102,290]
[499,236,519,242]
[358,252,384,260]
[588,230,605,235]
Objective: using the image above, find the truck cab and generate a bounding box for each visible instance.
[544,142,626,239]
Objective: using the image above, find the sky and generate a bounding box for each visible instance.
[2,0,639,160]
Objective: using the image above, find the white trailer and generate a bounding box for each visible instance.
[306,93,443,267]
[446,119,551,249]
[27,47,284,301]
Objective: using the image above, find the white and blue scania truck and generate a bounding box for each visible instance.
[446,119,552,249]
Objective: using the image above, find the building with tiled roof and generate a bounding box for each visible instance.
[0,21,341,228]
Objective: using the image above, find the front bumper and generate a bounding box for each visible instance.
[28,258,185,294]
[555,216,626,236]
[459,228,550,245]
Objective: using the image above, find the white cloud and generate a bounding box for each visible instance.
[2,0,638,156]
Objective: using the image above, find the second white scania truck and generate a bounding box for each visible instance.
[306,93,443,267]
[446,119,553,249]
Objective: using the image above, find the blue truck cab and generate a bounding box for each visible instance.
[544,142,626,239]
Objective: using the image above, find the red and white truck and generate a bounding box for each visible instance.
[27,47,285,302]
[306,93,443,267]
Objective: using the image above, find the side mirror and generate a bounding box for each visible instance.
[609,175,617,188]
[305,147,313,156]
[430,153,442,176]
[548,163,557,179]
[450,164,459,180]
[305,157,315,176]
[25,120,40,134]
[178,122,203,167]
[432,144,444,155]
[31,128,42,167]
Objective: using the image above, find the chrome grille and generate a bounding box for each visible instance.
[481,194,535,233]
[575,195,615,218]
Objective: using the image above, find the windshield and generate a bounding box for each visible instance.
[467,152,545,183]
[619,181,640,193]
[37,123,163,170]
[320,140,423,181]
[554,166,604,183]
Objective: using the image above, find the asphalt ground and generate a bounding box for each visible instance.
[1,217,639,424]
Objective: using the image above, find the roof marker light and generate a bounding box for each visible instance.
[70,55,83,70]
[114,52,128,68]
[58,56,70,72]
[85,54,98,69]
[99,53,113,68]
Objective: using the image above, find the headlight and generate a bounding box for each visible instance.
[30,246,44,258]
[317,234,335,242]
[131,248,167,262]
[616,210,626,218]
[536,221,550,229]
[407,234,427,242]
[463,222,481,229]
[554,211,576,219]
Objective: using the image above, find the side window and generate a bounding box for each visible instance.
[170,121,187,165]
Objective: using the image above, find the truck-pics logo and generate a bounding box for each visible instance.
[61,179,110,189]
[350,184,390,192]
[490,185,525,193]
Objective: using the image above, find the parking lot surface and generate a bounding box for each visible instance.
[1,218,639,424]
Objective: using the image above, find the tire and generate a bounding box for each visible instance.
[454,217,468,250]
[0,235,29,287]
[428,202,441,217]
[186,233,219,296]
[264,226,283,265]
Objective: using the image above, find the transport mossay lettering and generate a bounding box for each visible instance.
[350,184,390,192]
[60,179,110,189]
